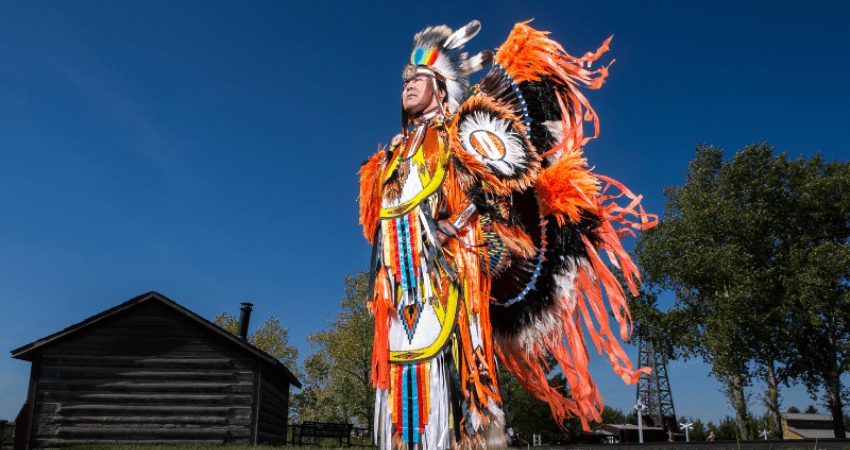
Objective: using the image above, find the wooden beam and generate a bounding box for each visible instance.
[23,358,40,450]
[250,361,262,445]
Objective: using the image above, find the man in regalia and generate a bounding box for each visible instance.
[360,21,655,450]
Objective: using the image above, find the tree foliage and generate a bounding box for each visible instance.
[213,311,303,414]
[677,416,710,441]
[297,270,375,426]
[214,312,301,377]
[707,415,746,440]
[496,356,583,443]
[631,142,850,438]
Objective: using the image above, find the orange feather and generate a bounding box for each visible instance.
[535,148,599,225]
[358,148,385,243]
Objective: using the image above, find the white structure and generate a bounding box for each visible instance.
[679,422,693,442]
[634,399,647,443]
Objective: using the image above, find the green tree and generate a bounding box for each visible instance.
[213,311,303,415]
[299,270,375,426]
[677,416,709,441]
[632,143,850,439]
[751,410,782,439]
[708,415,745,440]
[690,418,708,441]
[596,406,627,428]
[762,149,850,438]
[497,357,583,443]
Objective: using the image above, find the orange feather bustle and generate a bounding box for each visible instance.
[495,21,613,86]
[358,148,385,243]
[535,148,599,227]
[494,30,656,423]
[495,22,613,159]
[493,221,536,258]
[495,174,657,433]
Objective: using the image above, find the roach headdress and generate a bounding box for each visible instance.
[402,21,493,124]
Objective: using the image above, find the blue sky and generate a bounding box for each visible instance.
[2,1,848,424]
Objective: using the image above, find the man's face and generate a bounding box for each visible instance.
[402,75,442,117]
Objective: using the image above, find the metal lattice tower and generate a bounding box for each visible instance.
[635,339,677,428]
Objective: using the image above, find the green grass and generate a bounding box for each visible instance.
[65,444,355,450]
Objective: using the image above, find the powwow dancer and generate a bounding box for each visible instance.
[359,20,656,450]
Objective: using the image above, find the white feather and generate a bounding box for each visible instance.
[458,111,529,177]
[508,260,584,355]
[483,404,510,448]
[543,119,566,164]
[466,50,494,74]
[444,20,481,50]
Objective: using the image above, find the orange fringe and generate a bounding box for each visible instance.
[595,175,658,299]
[442,160,469,216]
[450,224,501,420]
[495,173,656,432]
[369,269,392,389]
[495,21,613,87]
[358,148,385,243]
[534,147,600,226]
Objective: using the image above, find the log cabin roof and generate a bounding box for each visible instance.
[10,291,301,388]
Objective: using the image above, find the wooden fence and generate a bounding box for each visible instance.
[0,421,13,450]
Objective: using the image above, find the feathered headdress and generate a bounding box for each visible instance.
[403,21,493,116]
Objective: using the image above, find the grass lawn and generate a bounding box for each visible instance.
[68,446,376,450]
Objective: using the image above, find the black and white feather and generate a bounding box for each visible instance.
[454,96,539,187]
[478,64,532,138]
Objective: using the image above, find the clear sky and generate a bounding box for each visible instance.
[2,0,848,424]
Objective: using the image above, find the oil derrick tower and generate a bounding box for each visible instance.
[635,339,677,429]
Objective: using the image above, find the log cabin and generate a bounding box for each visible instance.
[11,291,301,449]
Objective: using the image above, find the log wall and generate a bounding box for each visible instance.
[28,302,256,448]
[257,367,291,444]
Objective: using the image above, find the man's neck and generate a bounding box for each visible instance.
[409,106,440,121]
[412,107,444,122]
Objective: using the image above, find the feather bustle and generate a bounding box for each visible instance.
[495,22,613,162]
[492,221,536,258]
[493,171,656,432]
[534,147,599,225]
[449,94,540,197]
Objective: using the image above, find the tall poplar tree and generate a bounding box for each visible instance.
[632,143,850,438]
[299,270,376,427]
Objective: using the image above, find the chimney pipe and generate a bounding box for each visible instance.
[237,302,253,341]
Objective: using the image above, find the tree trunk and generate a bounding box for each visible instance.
[827,369,846,438]
[728,375,752,440]
[764,360,782,439]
